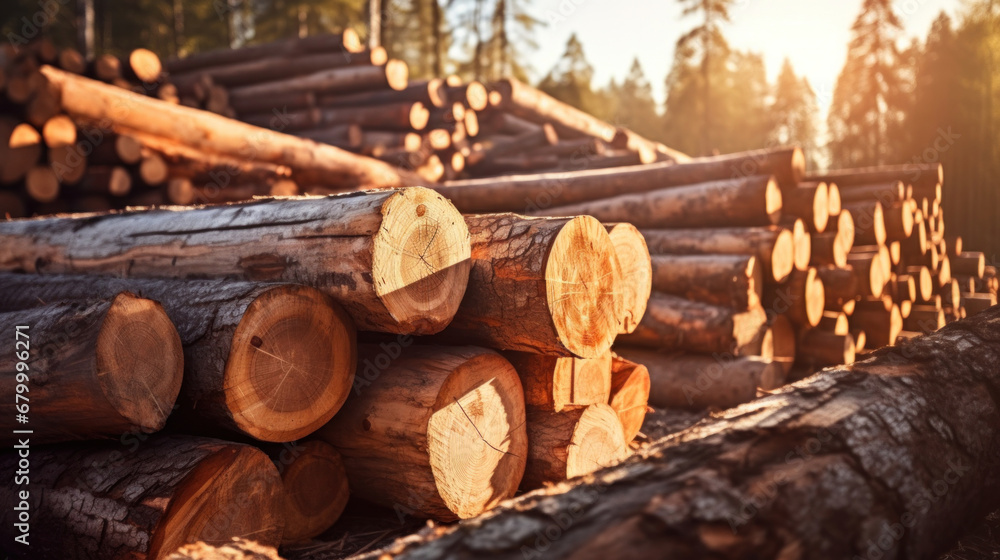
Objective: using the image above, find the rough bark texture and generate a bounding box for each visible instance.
[650,254,762,310]
[166,539,283,560]
[437,214,618,358]
[358,305,1000,560]
[0,436,284,560]
[0,273,356,442]
[0,294,182,445]
[0,188,471,335]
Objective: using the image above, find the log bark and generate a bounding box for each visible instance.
[321,78,448,109]
[843,200,887,246]
[532,175,782,229]
[850,303,902,348]
[796,330,856,367]
[846,251,888,298]
[616,347,779,410]
[807,162,942,191]
[522,404,629,490]
[605,223,651,333]
[953,252,986,278]
[815,265,862,309]
[166,539,283,560]
[608,355,650,442]
[883,201,915,240]
[38,66,423,190]
[0,294,183,445]
[767,267,826,327]
[504,351,611,412]
[0,436,284,560]
[789,218,812,271]
[0,273,356,442]
[317,345,527,522]
[649,254,762,310]
[357,304,1000,560]
[836,180,907,205]
[172,49,386,89]
[436,147,803,213]
[0,188,471,335]
[227,61,408,102]
[617,292,767,356]
[641,226,795,283]
[262,440,349,544]
[164,32,364,74]
[437,214,618,358]
[781,181,829,233]
[904,305,946,333]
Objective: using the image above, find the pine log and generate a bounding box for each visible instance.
[227,60,408,103]
[0,294,182,445]
[953,252,986,278]
[846,251,888,298]
[24,166,59,203]
[796,330,856,367]
[608,356,650,442]
[763,267,825,327]
[164,32,363,74]
[173,49,386,90]
[827,182,842,215]
[883,201,915,240]
[905,305,946,333]
[504,351,612,412]
[807,163,942,190]
[0,273,356,442]
[229,90,315,115]
[781,181,829,232]
[522,404,629,490]
[816,265,862,309]
[263,440,349,544]
[166,539,283,560]
[534,175,781,228]
[650,254,761,310]
[789,218,812,271]
[836,180,906,204]
[618,292,767,356]
[438,214,618,358]
[641,226,795,283]
[818,311,850,334]
[313,102,429,131]
[0,436,283,559]
[604,223,651,334]
[0,188,471,335]
[124,48,163,83]
[317,345,528,522]
[445,81,489,110]
[74,165,132,196]
[850,303,902,348]
[617,347,779,410]
[38,66,422,190]
[88,131,144,165]
[893,274,917,302]
[0,191,26,219]
[40,115,76,148]
[768,314,797,375]
[489,78,618,143]
[436,147,803,213]
[843,200,887,246]
[963,293,996,316]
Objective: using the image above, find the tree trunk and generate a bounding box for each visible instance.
[164,32,364,74]
[171,50,387,90]
[436,147,802,213]
[166,540,281,560]
[37,66,422,190]
[227,61,408,102]
[0,294,182,445]
[843,200,887,246]
[262,440,349,545]
[640,226,795,283]
[0,436,283,559]
[617,292,767,356]
[0,188,471,335]
[608,355,650,442]
[807,162,942,191]
[317,345,527,522]
[650,254,762,310]
[437,214,619,358]
[503,351,611,412]
[362,305,1000,560]
[762,267,825,328]
[781,181,829,233]
[605,223,651,334]
[0,273,356,442]
[522,404,628,490]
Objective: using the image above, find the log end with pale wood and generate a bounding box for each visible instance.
[609,355,650,442]
[269,440,349,544]
[606,223,652,334]
[505,351,611,412]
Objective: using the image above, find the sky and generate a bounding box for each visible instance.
[525,0,964,114]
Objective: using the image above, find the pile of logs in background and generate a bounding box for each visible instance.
[0,32,997,560]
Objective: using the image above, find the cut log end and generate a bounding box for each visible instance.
[225,286,356,442]
[792,219,812,271]
[96,293,184,433]
[523,403,628,489]
[609,356,650,442]
[606,223,652,334]
[373,187,472,335]
[765,177,783,225]
[546,216,621,357]
[428,351,528,519]
[386,59,410,91]
[129,48,163,82]
[150,445,285,558]
[279,441,349,544]
[770,228,796,283]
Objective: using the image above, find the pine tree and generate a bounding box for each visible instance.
[827,0,905,167]
[675,0,734,155]
[538,33,598,114]
[613,58,662,140]
[769,59,820,169]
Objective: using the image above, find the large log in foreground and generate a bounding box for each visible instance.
[0,436,284,560]
[0,295,183,445]
[360,305,1000,560]
[0,274,356,442]
[435,147,804,213]
[38,65,423,189]
[0,188,472,335]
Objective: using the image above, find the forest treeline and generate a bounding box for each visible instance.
[1,0,999,254]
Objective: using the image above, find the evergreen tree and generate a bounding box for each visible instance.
[675,0,734,155]
[613,58,661,140]
[538,33,599,114]
[769,59,821,169]
[827,0,905,167]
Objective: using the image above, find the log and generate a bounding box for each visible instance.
[617,347,779,410]
[504,351,612,412]
[836,180,906,204]
[963,293,996,316]
[826,182,842,215]
[763,267,825,327]
[124,48,163,83]
[617,292,767,356]
[533,175,781,229]
[24,166,59,203]
[436,147,803,213]
[89,131,144,165]
[605,223,651,333]
[227,61,409,102]
[317,345,528,521]
[893,274,917,302]
[883,201,915,240]
[166,540,283,560]
[321,77,448,110]
[0,436,284,559]
[843,200,887,246]
[164,31,363,74]
[0,294,183,445]
[264,440,349,544]
[522,404,628,490]
[818,311,850,334]
[797,330,856,367]
[304,102,430,132]
[846,251,887,298]
[850,303,902,348]
[0,273,356,442]
[781,181,828,232]
[75,165,132,196]
[816,266,862,309]
[40,115,76,148]
[230,90,315,115]
[438,214,618,358]
[769,314,797,375]
[807,163,943,190]
[649,254,762,310]
[608,356,650,442]
[173,49,387,89]
[953,252,986,278]
[641,227,795,283]
[446,81,489,110]
[38,66,423,190]
[0,192,26,219]
[0,188,471,335]
[905,305,946,333]
[490,78,619,142]
[366,304,1000,560]
[789,218,812,271]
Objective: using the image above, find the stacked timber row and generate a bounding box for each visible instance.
[0,34,423,219]
[0,185,646,556]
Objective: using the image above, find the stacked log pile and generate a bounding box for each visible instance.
[0,184,648,556]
